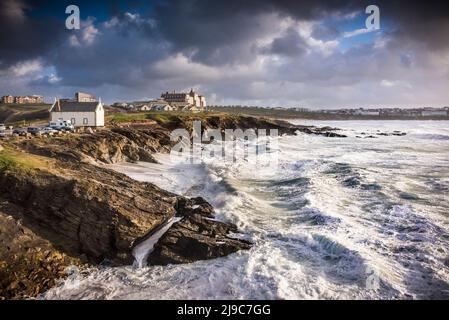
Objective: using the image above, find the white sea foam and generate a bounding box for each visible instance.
[133,217,182,268]
[42,121,449,300]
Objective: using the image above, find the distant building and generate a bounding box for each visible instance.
[24,95,44,103]
[152,104,175,111]
[138,104,151,111]
[50,99,104,127]
[14,96,25,104]
[161,89,206,112]
[1,95,14,104]
[354,109,380,116]
[1,95,43,104]
[113,102,130,109]
[75,92,97,102]
[421,109,448,117]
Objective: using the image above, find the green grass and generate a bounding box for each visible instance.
[107,112,150,123]
[107,111,224,124]
[145,112,191,124]
[0,104,50,112]
[0,147,51,172]
[0,104,51,127]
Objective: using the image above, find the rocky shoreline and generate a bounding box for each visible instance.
[0,114,344,299]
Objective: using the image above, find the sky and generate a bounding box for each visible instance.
[1,0,449,108]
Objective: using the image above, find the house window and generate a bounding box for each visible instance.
[71,118,75,124]
[83,118,88,125]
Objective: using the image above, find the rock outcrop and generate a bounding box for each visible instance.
[0,113,345,299]
[149,197,251,265]
[18,131,158,165]
[0,160,179,266]
[0,202,81,300]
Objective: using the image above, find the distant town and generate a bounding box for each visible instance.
[208,105,449,119]
[112,89,207,112]
[2,90,449,121]
[2,95,44,104]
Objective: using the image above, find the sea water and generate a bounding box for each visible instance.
[42,120,449,300]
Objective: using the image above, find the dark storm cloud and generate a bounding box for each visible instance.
[379,0,449,50]
[1,0,449,106]
[151,0,357,65]
[260,28,308,57]
[2,0,448,68]
[311,25,341,41]
[0,0,66,65]
[0,0,159,68]
[47,14,168,88]
[150,0,449,66]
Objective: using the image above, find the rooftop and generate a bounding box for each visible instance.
[52,101,100,112]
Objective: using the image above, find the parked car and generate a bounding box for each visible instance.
[41,127,58,135]
[49,120,75,132]
[27,127,42,135]
[0,123,6,131]
[13,128,28,136]
[0,131,6,139]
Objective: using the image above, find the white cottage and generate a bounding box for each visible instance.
[50,99,105,127]
[152,104,175,111]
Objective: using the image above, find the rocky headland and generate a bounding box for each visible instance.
[0,113,344,299]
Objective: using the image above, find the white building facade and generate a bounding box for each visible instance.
[160,89,206,111]
[50,100,105,127]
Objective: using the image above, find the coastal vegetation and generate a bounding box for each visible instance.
[3,113,326,299]
[0,104,51,127]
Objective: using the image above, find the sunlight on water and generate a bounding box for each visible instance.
[43,121,449,300]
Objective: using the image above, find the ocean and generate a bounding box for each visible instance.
[43,120,449,300]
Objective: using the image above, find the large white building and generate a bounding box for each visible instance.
[50,99,105,127]
[160,89,206,112]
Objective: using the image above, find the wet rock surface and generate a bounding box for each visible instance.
[149,197,251,265]
[0,201,82,300]
[0,114,342,298]
[0,162,179,266]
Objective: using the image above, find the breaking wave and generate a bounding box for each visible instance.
[43,120,449,300]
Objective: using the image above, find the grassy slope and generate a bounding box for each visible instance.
[0,146,53,173]
[0,104,51,127]
[107,111,230,124]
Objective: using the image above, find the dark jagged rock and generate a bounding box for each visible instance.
[149,198,251,265]
[149,215,251,265]
[0,149,250,298]
[0,202,82,300]
[176,197,215,218]
[19,131,158,164]
[0,162,179,266]
[0,113,343,299]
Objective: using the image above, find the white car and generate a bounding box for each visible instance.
[49,121,75,132]
[0,123,6,131]
[41,127,58,135]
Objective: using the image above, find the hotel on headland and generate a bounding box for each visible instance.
[161,89,207,111]
[120,89,207,112]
